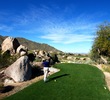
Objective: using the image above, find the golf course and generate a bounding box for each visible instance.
[3,63,110,100]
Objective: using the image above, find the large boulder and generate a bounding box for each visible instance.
[38,50,46,57]
[4,56,32,82]
[16,45,28,56]
[1,37,20,54]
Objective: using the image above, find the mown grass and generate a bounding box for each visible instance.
[3,63,110,100]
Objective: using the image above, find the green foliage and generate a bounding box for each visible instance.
[90,46,100,63]
[0,82,4,92]
[34,57,42,62]
[90,22,110,62]
[96,23,110,56]
[0,50,18,69]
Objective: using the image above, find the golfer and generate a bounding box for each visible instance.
[42,59,50,82]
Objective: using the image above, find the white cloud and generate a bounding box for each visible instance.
[0,24,13,32]
[41,33,95,44]
[40,17,98,44]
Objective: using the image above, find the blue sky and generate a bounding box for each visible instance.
[0,0,110,53]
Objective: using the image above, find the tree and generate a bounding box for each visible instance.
[90,22,110,63]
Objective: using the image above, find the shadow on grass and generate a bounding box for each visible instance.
[49,74,70,82]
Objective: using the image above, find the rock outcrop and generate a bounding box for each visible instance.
[16,45,28,56]
[4,56,32,82]
[1,37,20,54]
[38,50,46,57]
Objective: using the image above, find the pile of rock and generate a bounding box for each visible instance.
[1,37,28,56]
[0,37,34,83]
[0,36,60,84]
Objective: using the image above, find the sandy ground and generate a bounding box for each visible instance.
[96,64,110,90]
[0,74,44,100]
[104,72,110,90]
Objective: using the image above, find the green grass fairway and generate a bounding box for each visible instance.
[3,63,110,100]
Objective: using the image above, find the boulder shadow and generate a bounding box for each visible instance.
[1,85,14,93]
[31,66,44,79]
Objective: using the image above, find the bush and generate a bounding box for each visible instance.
[50,53,60,65]
[0,82,4,93]
[101,64,110,72]
[90,22,110,63]
[0,50,18,69]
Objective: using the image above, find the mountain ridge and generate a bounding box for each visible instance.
[0,35,61,52]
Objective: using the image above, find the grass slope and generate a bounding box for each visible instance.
[3,63,110,100]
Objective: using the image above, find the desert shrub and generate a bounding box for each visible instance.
[50,53,60,65]
[34,56,42,62]
[90,22,110,63]
[101,64,110,73]
[104,67,110,72]
[0,50,18,69]
[0,82,4,93]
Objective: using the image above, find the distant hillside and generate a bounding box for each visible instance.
[0,35,60,52]
[0,35,6,44]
